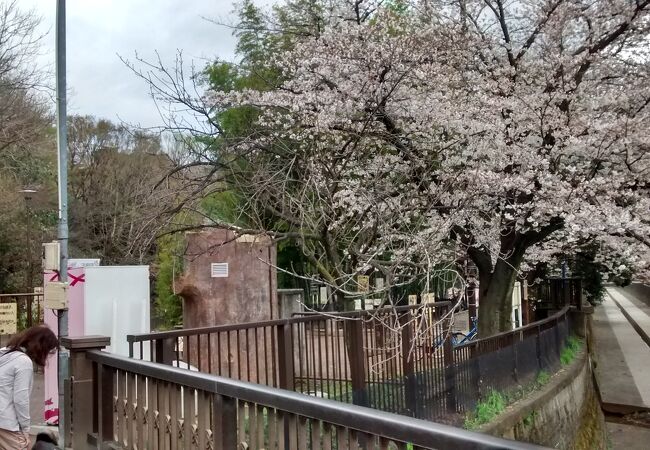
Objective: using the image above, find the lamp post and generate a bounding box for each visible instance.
[55,0,70,446]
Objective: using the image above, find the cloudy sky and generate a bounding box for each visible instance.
[22,0,241,128]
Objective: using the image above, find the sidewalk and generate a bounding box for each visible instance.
[592,287,650,413]
[593,285,650,450]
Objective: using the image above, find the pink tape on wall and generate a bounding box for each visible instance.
[43,267,86,425]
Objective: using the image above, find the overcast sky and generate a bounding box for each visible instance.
[22,0,240,128]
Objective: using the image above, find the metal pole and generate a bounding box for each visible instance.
[55,0,70,447]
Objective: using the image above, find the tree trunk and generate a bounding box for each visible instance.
[478,259,521,337]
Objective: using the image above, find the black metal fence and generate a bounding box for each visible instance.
[452,308,570,415]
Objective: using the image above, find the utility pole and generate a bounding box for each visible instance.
[55,0,70,446]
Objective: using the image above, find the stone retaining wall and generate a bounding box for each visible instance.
[478,347,607,449]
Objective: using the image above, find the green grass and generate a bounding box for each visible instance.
[522,410,537,427]
[560,335,583,366]
[464,390,506,430]
[535,370,550,386]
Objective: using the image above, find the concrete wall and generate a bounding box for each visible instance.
[480,347,607,449]
[278,288,304,318]
[177,229,277,382]
[179,229,277,328]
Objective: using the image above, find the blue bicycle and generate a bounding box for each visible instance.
[429,317,478,352]
[450,317,478,346]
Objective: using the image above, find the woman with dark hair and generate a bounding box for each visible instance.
[0,325,58,450]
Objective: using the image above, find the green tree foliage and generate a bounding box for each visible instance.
[153,235,184,329]
[196,0,316,289]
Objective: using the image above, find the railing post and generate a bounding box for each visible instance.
[277,321,295,390]
[574,279,583,311]
[213,394,238,450]
[442,305,457,413]
[61,335,111,450]
[555,316,562,360]
[96,362,114,449]
[276,322,297,450]
[154,337,175,364]
[346,319,368,407]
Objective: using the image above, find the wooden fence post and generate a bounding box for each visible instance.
[213,394,238,450]
[96,362,114,448]
[61,335,111,450]
[277,322,295,450]
[346,319,368,407]
[154,337,175,365]
[277,322,295,390]
[536,325,543,370]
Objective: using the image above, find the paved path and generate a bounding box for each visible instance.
[593,283,650,450]
[593,285,650,413]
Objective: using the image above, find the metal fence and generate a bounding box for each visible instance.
[452,308,570,414]
[128,303,573,425]
[64,336,547,450]
[129,304,450,414]
[530,278,582,319]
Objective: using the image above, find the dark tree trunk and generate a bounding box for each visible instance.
[465,218,564,337]
[477,258,521,337]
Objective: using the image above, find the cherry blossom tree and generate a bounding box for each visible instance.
[205,0,649,334]
[133,0,649,335]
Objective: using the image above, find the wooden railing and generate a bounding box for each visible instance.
[63,336,547,450]
[127,301,576,423]
[128,303,452,419]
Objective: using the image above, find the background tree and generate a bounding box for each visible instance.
[67,115,184,264]
[0,0,56,292]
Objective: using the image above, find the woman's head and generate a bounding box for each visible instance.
[7,325,58,366]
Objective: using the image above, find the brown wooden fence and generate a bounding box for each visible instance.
[64,336,547,450]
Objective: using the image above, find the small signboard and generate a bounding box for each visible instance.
[0,303,17,335]
[69,258,100,268]
[357,275,370,293]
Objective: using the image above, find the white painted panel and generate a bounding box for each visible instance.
[84,266,150,358]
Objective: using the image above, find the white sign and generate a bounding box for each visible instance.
[68,258,100,268]
[0,303,17,335]
[211,263,229,278]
